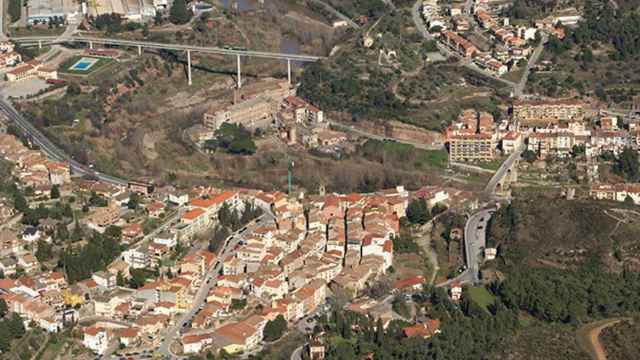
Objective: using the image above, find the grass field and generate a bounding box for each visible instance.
[58,56,115,76]
[468,286,496,312]
[10,27,65,37]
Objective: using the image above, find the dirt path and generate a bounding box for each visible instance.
[577,318,630,360]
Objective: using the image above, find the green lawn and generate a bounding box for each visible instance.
[468,286,496,312]
[474,157,506,171]
[58,56,114,76]
[10,27,65,37]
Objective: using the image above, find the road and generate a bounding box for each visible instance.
[308,0,360,29]
[156,212,275,358]
[514,33,548,97]
[0,0,6,41]
[0,99,128,187]
[484,144,525,195]
[327,120,444,151]
[11,35,325,62]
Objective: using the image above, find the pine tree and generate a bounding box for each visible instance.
[375,317,384,345]
[169,0,191,25]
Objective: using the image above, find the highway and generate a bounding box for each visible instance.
[0,99,128,187]
[10,35,325,62]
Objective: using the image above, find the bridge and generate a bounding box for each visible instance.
[484,144,524,197]
[10,35,326,87]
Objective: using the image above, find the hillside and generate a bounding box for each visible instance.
[600,318,640,360]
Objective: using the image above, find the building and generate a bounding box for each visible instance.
[442,31,478,58]
[590,183,640,205]
[83,327,109,355]
[27,0,79,24]
[448,133,496,162]
[6,60,58,82]
[512,99,585,125]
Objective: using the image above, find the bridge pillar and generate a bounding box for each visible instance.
[89,41,93,49]
[38,40,42,50]
[187,50,192,86]
[137,45,142,56]
[237,54,242,88]
[287,59,291,85]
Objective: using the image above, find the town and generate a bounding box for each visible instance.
[0,0,639,359]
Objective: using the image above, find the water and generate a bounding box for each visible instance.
[222,0,258,12]
[280,36,301,65]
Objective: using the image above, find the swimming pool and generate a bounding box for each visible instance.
[69,57,99,71]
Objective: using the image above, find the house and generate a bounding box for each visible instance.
[169,192,189,206]
[117,327,140,347]
[92,271,116,289]
[22,226,41,243]
[17,254,39,273]
[215,321,261,354]
[450,282,462,301]
[402,319,441,338]
[393,275,425,292]
[0,258,17,276]
[484,247,497,260]
[122,223,143,243]
[182,333,214,354]
[146,201,166,217]
[83,327,109,355]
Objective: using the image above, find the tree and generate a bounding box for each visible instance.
[35,239,54,262]
[116,271,126,287]
[169,0,191,24]
[614,147,639,181]
[263,315,287,342]
[7,313,25,338]
[50,185,60,199]
[375,317,384,345]
[406,198,430,225]
[127,193,141,210]
[8,0,21,22]
[0,299,7,318]
[522,149,537,163]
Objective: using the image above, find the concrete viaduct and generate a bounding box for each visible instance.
[10,35,325,87]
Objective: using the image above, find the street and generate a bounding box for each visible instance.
[156,211,275,359]
[484,144,525,195]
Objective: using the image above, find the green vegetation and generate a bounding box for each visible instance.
[128,268,156,289]
[392,232,420,254]
[204,123,257,155]
[169,0,192,24]
[357,140,448,170]
[8,0,21,22]
[392,296,412,318]
[529,0,640,103]
[0,313,26,352]
[600,319,640,360]
[613,147,639,181]
[59,56,113,75]
[264,315,287,342]
[467,286,496,313]
[230,298,247,311]
[406,198,430,225]
[61,227,123,283]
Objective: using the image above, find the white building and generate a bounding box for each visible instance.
[83,327,109,355]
